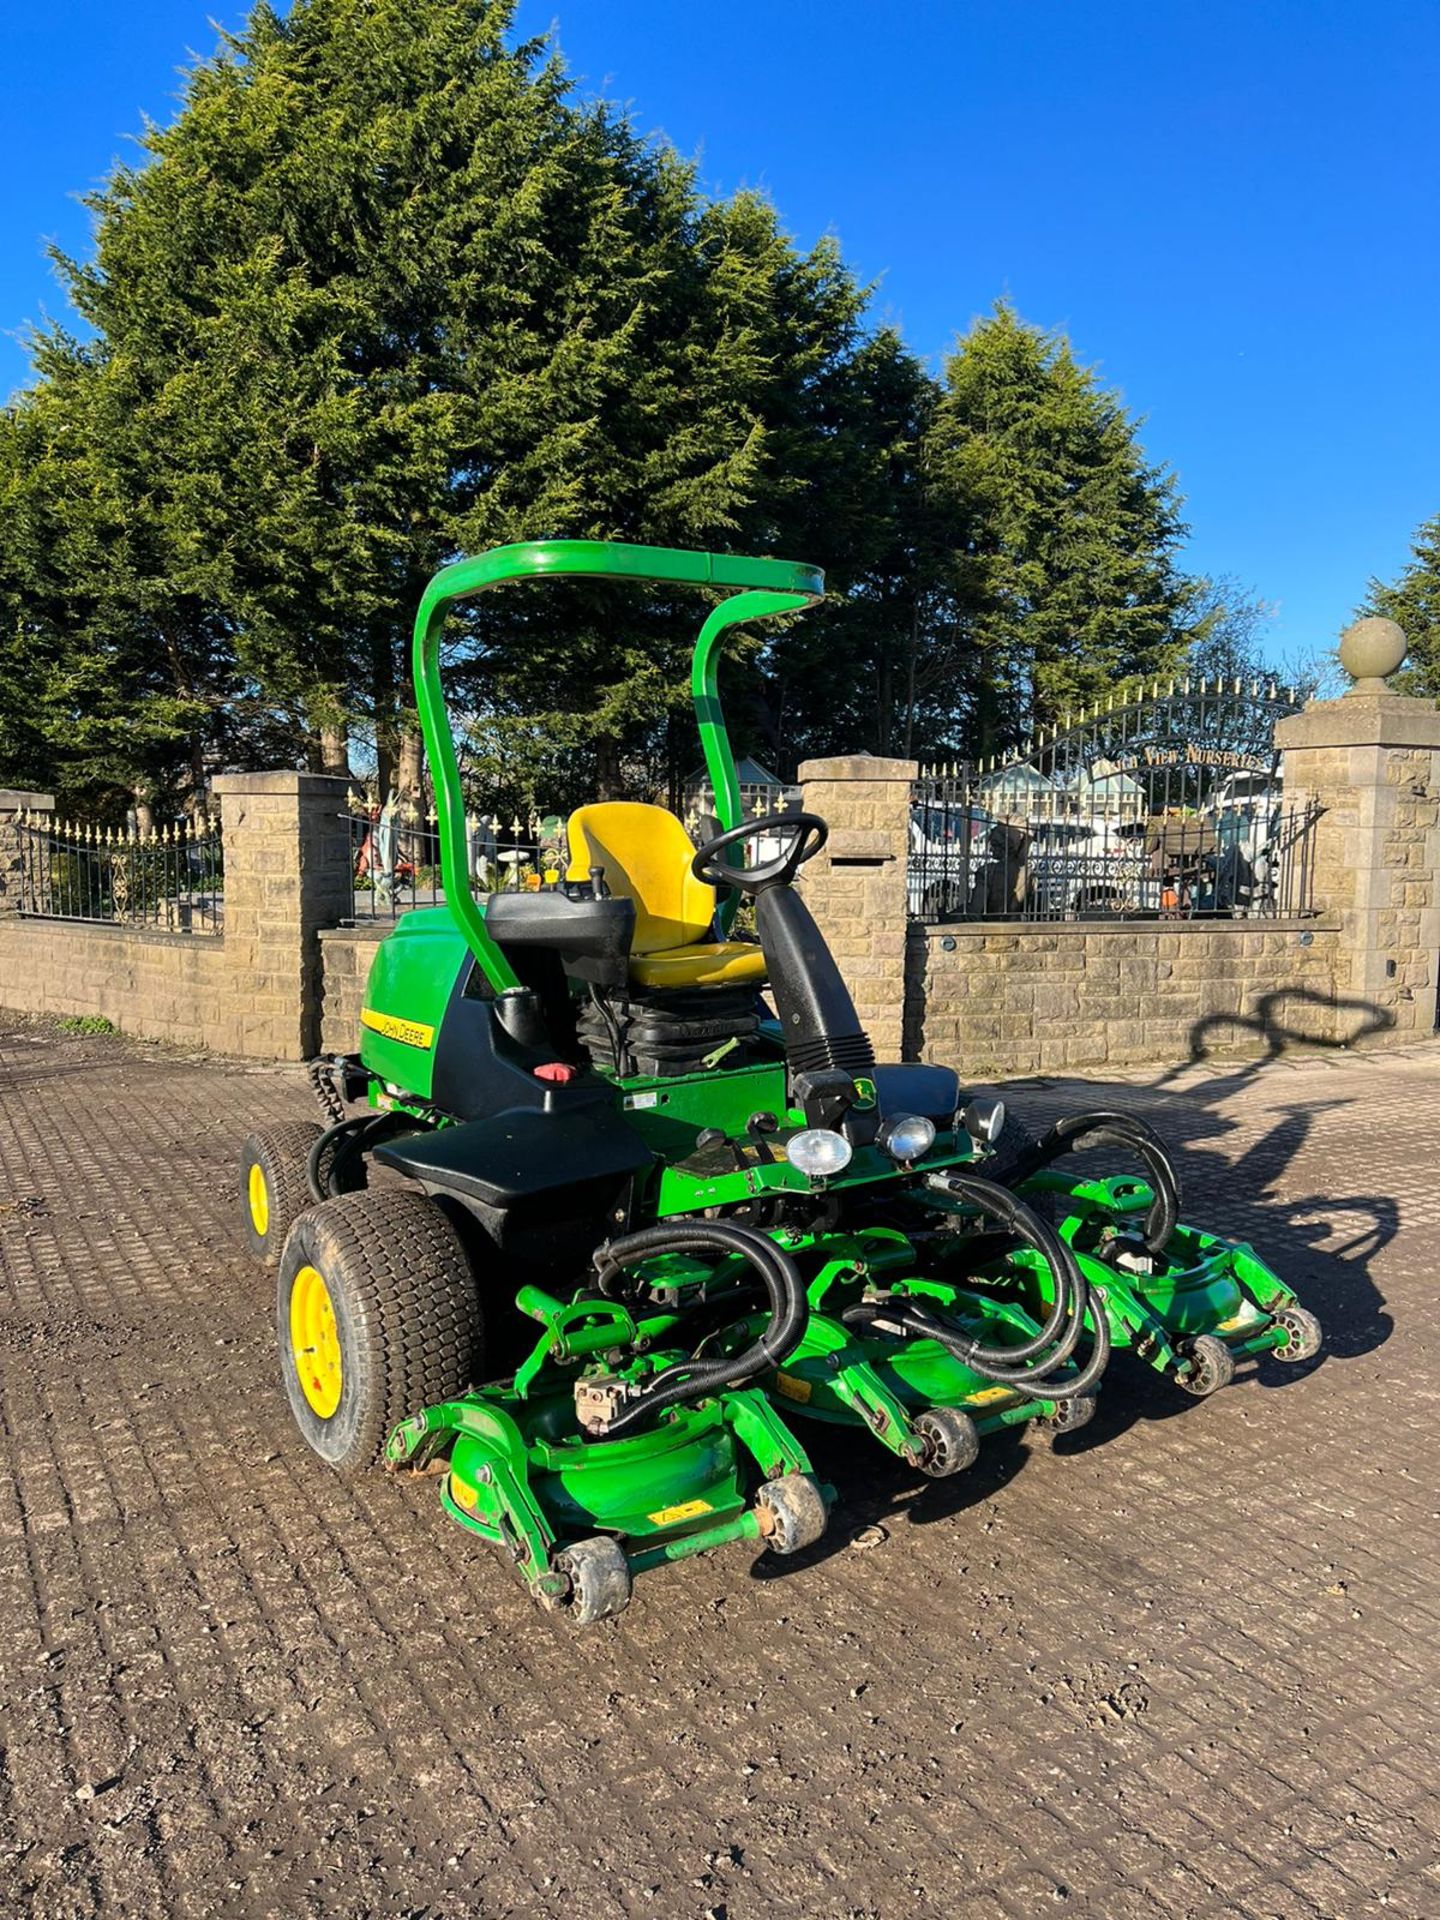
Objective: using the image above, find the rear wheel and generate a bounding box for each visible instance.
[277,1189,483,1471]
[241,1122,324,1266]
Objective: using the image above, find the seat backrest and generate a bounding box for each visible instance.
[565,802,716,954]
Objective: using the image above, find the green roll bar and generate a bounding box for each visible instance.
[412,539,824,991]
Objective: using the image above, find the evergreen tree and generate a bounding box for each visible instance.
[29,0,897,806]
[1362,511,1440,698]
[923,302,1192,755]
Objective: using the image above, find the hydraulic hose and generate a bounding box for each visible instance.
[845,1171,1109,1402]
[1001,1109,1181,1254]
[590,1220,807,1439]
[305,1109,426,1203]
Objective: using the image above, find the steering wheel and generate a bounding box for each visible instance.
[690,811,829,894]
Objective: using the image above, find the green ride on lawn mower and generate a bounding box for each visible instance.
[239,539,1322,1624]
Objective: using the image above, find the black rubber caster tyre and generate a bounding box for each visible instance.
[756,1472,829,1555]
[1273,1305,1322,1363]
[1176,1333,1235,1398]
[241,1121,324,1266]
[277,1189,483,1472]
[914,1406,981,1477]
[1040,1392,1097,1433]
[553,1537,632,1626]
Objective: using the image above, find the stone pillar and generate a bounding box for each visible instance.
[797,754,917,1063]
[1274,619,1440,1043]
[211,771,353,1059]
[0,790,55,916]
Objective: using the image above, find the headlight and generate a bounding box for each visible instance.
[786,1128,854,1179]
[879,1113,936,1164]
[961,1097,1006,1144]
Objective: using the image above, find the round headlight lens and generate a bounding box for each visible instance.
[962,1097,1006,1145]
[786,1128,854,1179]
[881,1113,937,1164]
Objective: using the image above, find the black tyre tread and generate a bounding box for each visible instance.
[278,1188,483,1472]
[242,1121,325,1266]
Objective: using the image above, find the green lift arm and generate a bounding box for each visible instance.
[412,539,824,990]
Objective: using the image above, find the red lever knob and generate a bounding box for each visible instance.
[533,1062,579,1084]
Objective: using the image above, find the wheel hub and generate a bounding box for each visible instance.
[289,1263,343,1418]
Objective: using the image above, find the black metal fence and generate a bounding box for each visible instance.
[346,788,803,922]
[15,814,224,934]
[909,775,1323,924]
[347,807,571,921]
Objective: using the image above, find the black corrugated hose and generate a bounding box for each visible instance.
[1001,1109,1181,1254]
[590,1220,808,1439]
[845,1170,1109,1401]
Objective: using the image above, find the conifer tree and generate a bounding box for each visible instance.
[1363,512,1440,697]
[923,302,1192,754]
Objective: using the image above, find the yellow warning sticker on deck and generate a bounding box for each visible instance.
[773,1372,813,1404]
[646,1498,714,1526]
[449,1473,479,1511]
[968,1386,1017,1406]
[361,1007,436,1050]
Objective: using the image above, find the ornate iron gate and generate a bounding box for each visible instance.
[910,676,1322,924]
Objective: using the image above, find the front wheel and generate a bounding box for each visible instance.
[1039,1393,1097,1433]
[277,1189,483,1472]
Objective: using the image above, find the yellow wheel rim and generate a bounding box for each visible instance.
[248,1162,271,1238]
[289,1264,343,1419]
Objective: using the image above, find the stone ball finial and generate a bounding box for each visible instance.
[1339,616,1407,693]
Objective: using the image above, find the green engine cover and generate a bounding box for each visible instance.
[358,908,471,1098]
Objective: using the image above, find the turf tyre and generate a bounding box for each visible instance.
[241,1122,325,1267]
[277,1189,483,1472]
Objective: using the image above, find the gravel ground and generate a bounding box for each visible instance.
[1,1013,1436,1919]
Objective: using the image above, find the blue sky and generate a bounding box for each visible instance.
[3,0,1437,664]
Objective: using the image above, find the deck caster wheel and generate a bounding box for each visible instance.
[240,1122,324,1266]
[1040,1393,1097,1433]
[553,1537,632,1627]
[1273,1305,1322,1363]
[1176,1334,1235,1397]
[756,1472,829,1555]
[914,1407,980,1477]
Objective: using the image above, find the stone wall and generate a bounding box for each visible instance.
[318,926,385,1054]
[795,755,914,1062]
[0,916,232,1049]
[1276,693,1440,1041]
[907,920,1347,1078]
[0,772,350,1060]
[6,669,1440,1073]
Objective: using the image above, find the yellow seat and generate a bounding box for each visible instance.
[565,802,767,992]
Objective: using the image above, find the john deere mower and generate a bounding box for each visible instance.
[239,539,1319,1623]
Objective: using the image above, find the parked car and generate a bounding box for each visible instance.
[1024,818,1162,918]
